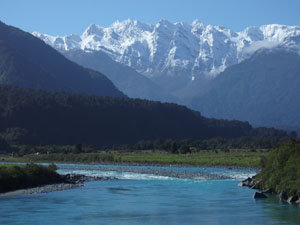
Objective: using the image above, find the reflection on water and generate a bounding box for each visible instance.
[0,163,299,225]
[263,195,300,225]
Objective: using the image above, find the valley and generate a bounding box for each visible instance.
[0,2,300,223]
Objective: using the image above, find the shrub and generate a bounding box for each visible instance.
[0,164,61,193]
[256,139,300,195]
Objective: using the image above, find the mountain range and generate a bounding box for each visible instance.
[0,20,290,146]
[34,19,300,80]
[34,19,300,131]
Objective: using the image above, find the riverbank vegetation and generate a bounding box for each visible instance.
[255,139,300,195]
[1,137,297,168]
[0,164,61,193]
[0,135,289,167]
[112,137,289,153]
[1,135,290,155]
[2,150,267,167]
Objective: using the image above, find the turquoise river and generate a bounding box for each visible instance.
[0,163,299,225]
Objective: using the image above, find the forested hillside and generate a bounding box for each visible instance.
[0,85,288,146]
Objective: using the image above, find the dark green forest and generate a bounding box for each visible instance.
[0,84,289,148]
[114,136,291,154]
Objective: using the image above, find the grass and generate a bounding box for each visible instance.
[119,151,265,167]
[0,164,25,169]
[1,149,268,168]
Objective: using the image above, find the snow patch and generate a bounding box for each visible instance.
[33,20,300,80]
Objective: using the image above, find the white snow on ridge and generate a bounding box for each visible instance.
[33,20,300,80]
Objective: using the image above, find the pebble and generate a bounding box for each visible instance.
[58,165,231,180]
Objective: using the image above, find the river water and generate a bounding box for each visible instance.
[0,163,299,225]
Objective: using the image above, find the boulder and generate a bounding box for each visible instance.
[287,195,299,204]
[248,180,255,187]
[253,192,267,199]
[243,177,252,183]
[61,174,118,184]
[241,177,254,187]
[279,191,288,202]
[238,181,245,187]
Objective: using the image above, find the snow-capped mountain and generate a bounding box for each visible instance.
[33,19,300,80]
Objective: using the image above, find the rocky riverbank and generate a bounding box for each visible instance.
[61,173,118,184]
[58,164,238,180]
[238,176,300,204]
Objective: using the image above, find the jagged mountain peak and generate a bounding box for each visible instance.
[34,19,300,80]
[157,18,174,26]
[191,19,205,26]
[83,24,103,36]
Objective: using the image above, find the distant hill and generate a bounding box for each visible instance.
[62,49,176,101]
[0,21,125,98]
[0,85,287,146]
[191,48,300,129]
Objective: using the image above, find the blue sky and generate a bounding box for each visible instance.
[1,0,300,35]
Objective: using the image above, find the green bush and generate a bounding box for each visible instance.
[0,164,61,193]
[256,139,300,195]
